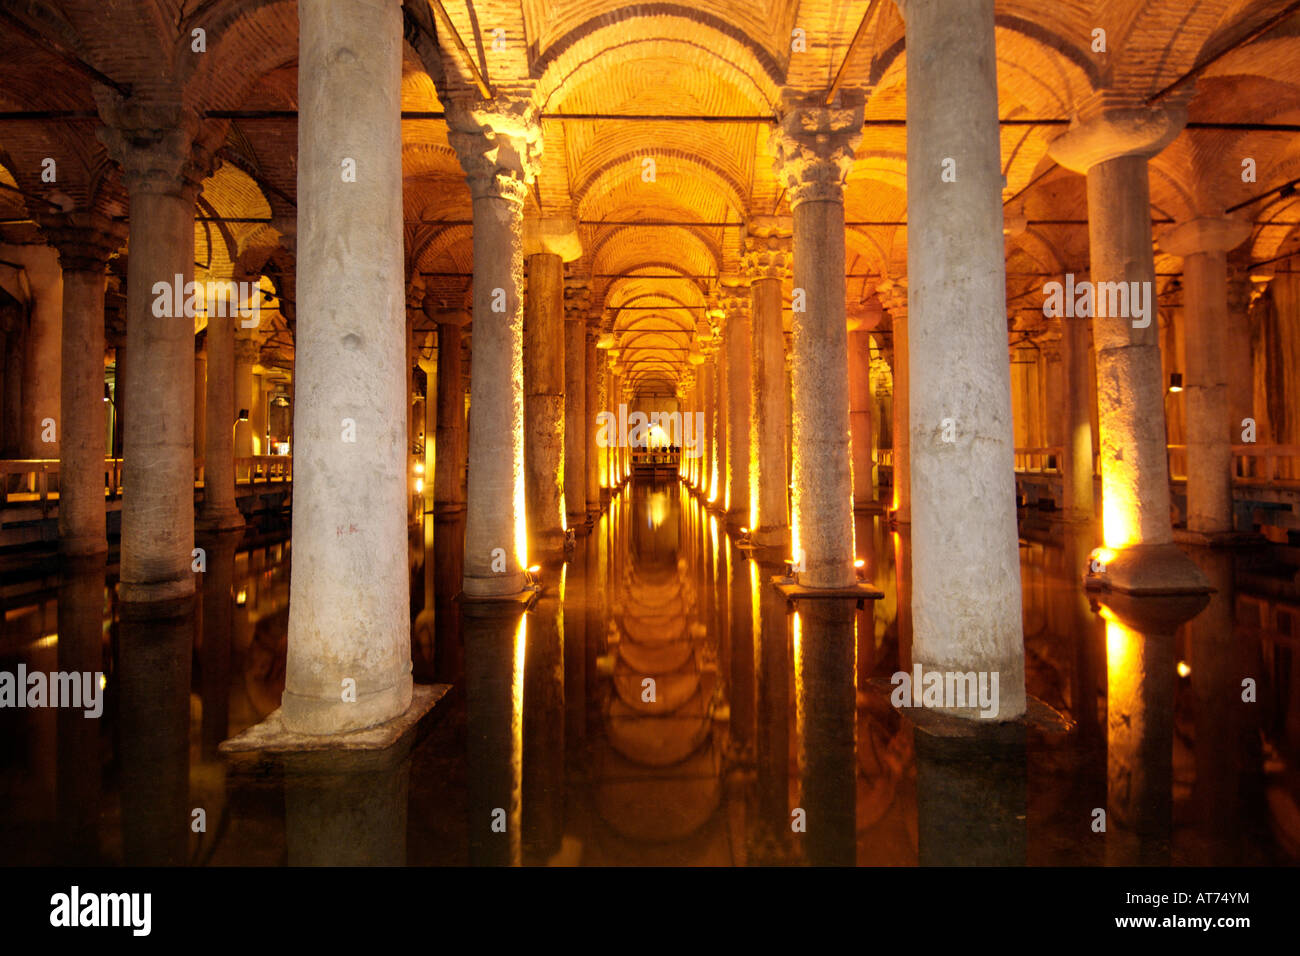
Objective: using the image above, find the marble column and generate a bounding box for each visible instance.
[448,91,540,595]
[848,327,874,509]
[564,280,589,529]
[900,0,1024,716]
[233,335,257,468]
[886,297,910,524]
[712,330,727,510]
[39,213,125,554]
[1159,215,1251,538]
[746,218,791,548]
[1062,310,1095,523]
[282,0,412,733]
[1,243,62,458]
[100,104,205,603]
[1051,99,1208,593]
[699,355,715,500]
[771,94,862,587]
[429,303,468,514]
[584,320,601,513]
[197,273,244,531]
[721,279,751,527]
[524,249,566,557]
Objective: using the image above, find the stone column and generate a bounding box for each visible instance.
[1051,98,1208,592]
[1062,310,1095,523]
[712,331,727,509]
[524,248,566,557]
[584,320,601,513]
[2,244,62,458]
[745,218,791,547]
[595,346,609,500]
[699,355,715,500]
[39,213,126,554]
[281,0,412,733]
[900,0,1025,718]
[448,91,540,595]
[99,105,205,603]
[197,274,244,531]
[233,336,257,466]
[884,292,909,524]
[848,328,874,508]
[721,279,751,527]
[564,279,589,529]
[1159,216,1251,539]
[429,303,468,514]
[770,94,862,587]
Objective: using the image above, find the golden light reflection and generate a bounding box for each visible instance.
[1101,484,1139,551]
[647,491,669,529]
[1176,660,1191,678]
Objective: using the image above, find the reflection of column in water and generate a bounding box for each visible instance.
[916,727,1027,865]
[56,555,107,863]
[794,600,856,866]
[1102,592,1206,865]
[1186,549,1266,863]
[432,514,465,683]
[117,598,194,865]
[199,531,238,760]
[523,562,565,863]
[727,544,756,757]
[283,746,412,865]
[893,527,913,674]
[463,603,526,866]
[1063,522,1107,841]
[564,546,587,768]
[752,557,792,863]
[413,510,437,680]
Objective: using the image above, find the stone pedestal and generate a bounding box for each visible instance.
[1052,99,1208,593]
[746,218,791,548]
[280,0,412,734]
[448,91,540,595]
[901,0,1025,717]
[1159,215,1252,538]
[770,95,861,587]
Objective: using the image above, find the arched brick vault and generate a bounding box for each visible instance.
[4,2,1300,398]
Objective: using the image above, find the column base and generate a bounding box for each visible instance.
[58,534,108,557]
[725,508,750,531]
[751,525,789,550]
[462,571,531,600]
[1084,541,1211,594]
[1172,528,1258,548]
[530,528,568,558]
[279,674,415,736]
[220,683,448,758]
[196,507,246,532]
[770,575,884,601]
[117,576,197,604]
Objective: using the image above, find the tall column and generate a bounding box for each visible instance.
[448,91,540,596]
[282,0,411,733]
[197,275,244,531]
[902,0,1024,718]
[699,355,715,500]
[194,340,207,467]
[712,329,727,509]
[770,93,862,587]
[233,335,257,465]
[523,248,566,557]
[885,292,909,524]
[2,244,62,458]
[564,279,589,528]
[595,346,608,500]
[721,279,751,527]
[100,104,205,603]
[848,327,874,508]
[584,320,601,513]
[1062,309,1095,523]
[1159,216,1251,539]
[746,218,791,548]
[1051,98,1209,592]
[429,304,468,514]
[39,213,125,554]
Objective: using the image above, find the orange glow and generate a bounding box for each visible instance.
[1101,484,1139,551]
[1177,660,1191,678]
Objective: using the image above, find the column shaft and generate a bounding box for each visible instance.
[198,307,243,529]
[434,321,465,511]
[523,251,565,556]
[58,269,109,552]
[848,328,874,508]
[891,311,910,523]
[1182,250,1233,534]
[751,276,787,545]
[724,299,751,525]
[584,325,600,511]
[564,315,587,525]
[1063,314,1094,522]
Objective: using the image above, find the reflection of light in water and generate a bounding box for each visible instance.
[647,491,668,529]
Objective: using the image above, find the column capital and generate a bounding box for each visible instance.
[36,210,127,273]
[524,217,582,261]
[446,88,541,205]
[1158,215,1251,258]
[234,335,261,364]
[719,278,751,319]
[1048,96,1186,173]
[97,100,210,196]
[770,92,864,207]
[563,275,591,320]
[744,216,793,280]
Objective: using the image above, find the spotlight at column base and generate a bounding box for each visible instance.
[1083,541,1212,595]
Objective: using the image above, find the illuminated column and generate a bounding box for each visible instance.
[233,335,258,464]
[771,94,862,587]
[584,320,600,512]
[1062,309,1094,524]
[699,354,716,499]
[448,91,540,596]
[745,218,791,547]
[1159,216,1251,538]
[39,213,126,554]
[430,303,468,514]
[563,279,589,528]
[712,321,727,510]
[100,104,205,603]
[902,0,1025,717]
[595,346,609,501]
[1051,99,1208,592]
[721,279,751,526]
[885,294,910,524]
[848,327,874,509]
[197,273,245,531]
[524,246,566,558]
[1,243,62,457]
[281,0,411,733]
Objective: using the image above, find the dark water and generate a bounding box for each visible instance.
[1,482,1296,865]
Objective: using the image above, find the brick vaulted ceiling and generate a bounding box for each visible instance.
[2,1,1299,394]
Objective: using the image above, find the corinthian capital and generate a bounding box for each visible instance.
[96,100,209,196]
[446,87,542,205]
[770,92,864,207]
[744,215,793,280]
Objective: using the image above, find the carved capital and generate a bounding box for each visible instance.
[1159,215,1251,258]
[770,93,864,207]
[37,210,127,273]
[97,101,209,197]
[446,89,541,205]
[564,276,591,320]
[1048,94,1186,173]
[744,217,793,281]
[719,278,751,321]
